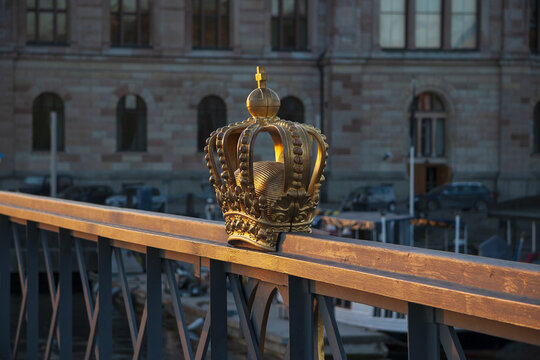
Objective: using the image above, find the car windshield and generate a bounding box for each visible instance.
[24,176,43,186]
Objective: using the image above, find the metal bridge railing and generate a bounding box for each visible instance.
[0,191,539,359]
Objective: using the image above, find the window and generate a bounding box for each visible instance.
[379,0,477,50]
[26,0,67,44]
[271,0,308,51]
[534,101,540,153]
[410,92,446,158]
[192,0,230,49]
[197,96,226,152]
[32,93,65,151]
[531,0,540,52]
[277,96,304,123]
[111,0,150,47]
[117,94,146,151]
[380,0,406,48]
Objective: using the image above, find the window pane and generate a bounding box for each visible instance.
[27,12,36,41]
[57,13,67,42]
[111,0,119,12]
[204,15,217,47]
[299,0,306,16]
[204,0,217,14]
[272,0,279,16]
[57,0,67,9]
[220,0,229,16]
[192,15,200,46]
[140,0,149,12]
[416,14,441,48]
[452,14,476,48]
[123,0,136,12]
[272,18,279,49]
[421,119,432,156]
[380,14,405,48]
[282,18,295,48]
[40,0,53,9]
[123,14,137,44]
[27,0,36,9]
[299,18,307,49]
[436,118,445,156]
[283,0,295,16]
[111,13,120,44]
[141,13,150,45]
[221,15,229,47]
[39,12,54,42]
[380,0,405,48]
[193,0,200,14]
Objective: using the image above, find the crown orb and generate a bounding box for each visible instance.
[246,88,280,118]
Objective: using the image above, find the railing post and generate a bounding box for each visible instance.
[210,259,227,360]
[58,228,72,359]
[408,303,440,360]
[146,247,163,358]
[98,237,112,356]
[26,221,39,359]
[288,276,313,359]
[0,216,11,359]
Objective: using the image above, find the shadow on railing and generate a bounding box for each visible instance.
[0,191,539,359]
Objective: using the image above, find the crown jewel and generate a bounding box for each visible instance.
[204,67,328,251]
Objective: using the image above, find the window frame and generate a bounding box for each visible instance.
[192,0,231,50]
[110,0,150,48]
[379,0,479,51]
[530,0,540,53]
[116,94,147,152]
[411,93,447,159]
[32,92,65,152]
[26,0,68,45]
[271,0,308,51]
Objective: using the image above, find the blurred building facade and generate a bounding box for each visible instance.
[0,0,539,202]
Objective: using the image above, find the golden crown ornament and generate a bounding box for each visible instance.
[204,67,328,251]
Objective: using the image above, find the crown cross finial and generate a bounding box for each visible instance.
[255,66,267,88]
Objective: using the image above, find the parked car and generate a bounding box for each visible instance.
[105,186,166,212]
[18,174,73,196]
[415,182,495,212]
[58,185,114,205]
[341,184,397,212]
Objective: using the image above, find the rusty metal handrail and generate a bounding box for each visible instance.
[0,191,539,359]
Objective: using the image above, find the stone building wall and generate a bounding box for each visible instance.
[0,0,539,202]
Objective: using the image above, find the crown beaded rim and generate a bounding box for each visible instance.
[204,66,328,252]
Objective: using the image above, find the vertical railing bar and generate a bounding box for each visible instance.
[12,223,26,291]
[41,230,63,351]
[439,324,466,360]
[146,247,163,358]
[133,302,148,360]
[0,216,12,359]
[209,259,228,360]
[229,274,262,360]
[76,237,100,359]
[408,303,440,360]
[316,294,346,360]
[98,237,113,357]
[26,221,39,359]
[44,289,60,360]
[194,309,211,360]
[75,238,95,319]
[59,228,72,359]
[12,279,27,359]
[84,297,100,360]
[114,247,139,348]
[288,276,313,360]
[165,259,194,360]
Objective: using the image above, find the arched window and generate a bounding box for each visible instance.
[198,95,226,152]
[411,92,446,158]
[534,101,540,154]
[117,94,146,151]
[192,0,230,49]
[277,96,304,123]
[32,93,65,151]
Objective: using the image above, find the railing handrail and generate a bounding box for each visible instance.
[1,191,539,346]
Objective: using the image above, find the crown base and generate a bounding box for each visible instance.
[227,233,277,252]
